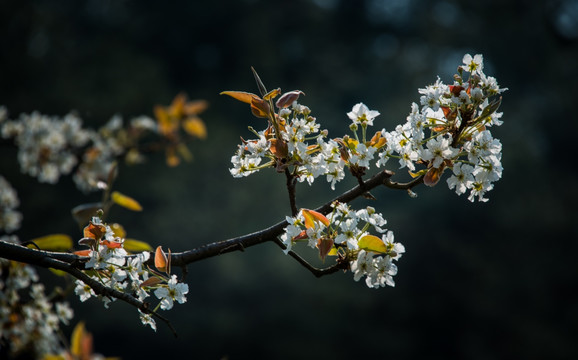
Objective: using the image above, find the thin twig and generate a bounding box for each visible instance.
[273,238,346,278]
[0,240,177,336]
[285,168,298,216]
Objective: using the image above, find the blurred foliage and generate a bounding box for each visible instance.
[1,0,578,359]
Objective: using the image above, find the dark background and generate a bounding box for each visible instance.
[1,0,578,359]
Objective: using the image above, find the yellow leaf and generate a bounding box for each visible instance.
[109,223,126,238]
[111,191,143,211]
[263,88,281,101]
[166,146,180,167]
[220,91,260,104]
[358,235,387,254]
[154,105,178,135]
[184,99,209,115]
[408,169,428,178]
[182,116,207,139]
[123,239,153,252]
[327,247,339,256]
[28,234,73,251]
[71,321,85,357]
[169,93,186,118]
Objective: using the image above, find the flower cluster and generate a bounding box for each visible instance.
[1,93,207,193]
[0,110,91,184]
[0,175,22,233]
[280,202,405,288]
[228,54,505,202]
[375,53,506,202]
[0,109,156,191]
[0,235,74,358]
[74,215,189,331]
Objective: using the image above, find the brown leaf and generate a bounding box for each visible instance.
[317,237,334,262]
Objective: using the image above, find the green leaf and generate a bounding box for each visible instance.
[111,191,143,211]
[28,234,73,251]
[49,268,68,277]
[358,235,387,254]
[123,239,153,253]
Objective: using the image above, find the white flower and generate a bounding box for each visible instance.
[154,275,189,310]
[347,103,380,126]
[460,54,484,75]
[421,136,459,168]
[139,310,157,331]
[55,302,74,325]
[351,250,374,282]
[447,163,475,195]
[74,280,96,302]
[349,143,376,168]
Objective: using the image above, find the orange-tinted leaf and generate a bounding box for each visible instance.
[369,131,386,148]
[250,97,270,118]
[220,91,260,104]
[184,99,209,115]
[182,116,207,139]
[100,239,123,249]
[74,249,92,256]
[293,229,308,240]
[84,223,107,240]
[81,330,93,359]
[166,146,180,167]
[111,191,143,212]
[28,234,73,251]
[302,209,330,229]
[358,235,387,254]
[317,237,334,262]
[155,246,167,273]
[169,93,187,118]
